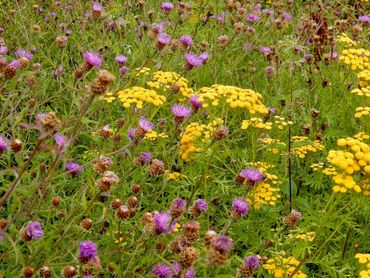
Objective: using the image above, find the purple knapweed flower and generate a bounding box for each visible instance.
[0,135,8,153]
[53,65,64,77]
[246,13,261,23]
[359,15,370,24]
[171,104,192,122]
[65,162,84,176]
[260,46,272,55]
[15,49,33,60]
[282,12,293,24]
[154,212,176,234]
[0,46,8,55]
[160,2,174,12]
[291,210,302,219]
[92,2,102,12]
[170,198,186,217]
[119,66,129,76]
[185,268,196,278]
[210,235,234,254]
[199,52,209,64]
[189,95,203,111]
[179,35,193,48]
[54,133,70,154]
[217,11,225,23]
[79,240,97,260]
[152,263,173,278]
[244,255,260,271]
[194,199,208,212]
[185,53,203,69]
[157,33,171,45]
[9,60,21,69]
[138,118,153,131]
[239,167,264,184]
[139,152,152,163]
[115,55,128,65]
[83,51,103,68]
[232,197,249,217]
[26,221,43,240]
[128,128,136,140]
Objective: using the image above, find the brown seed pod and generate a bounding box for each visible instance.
[22,266,35,278]
[81,218,93,230]
[62,266,76,278]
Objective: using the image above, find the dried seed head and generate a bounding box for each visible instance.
[91,70,116,95]
[22,266,35,278]
[39,266,52,278]
[74,68,84,79]
[111,198,122,209]
[180,246,199,268]
[56,35,67,48]
[81,218,93,230]
[93,156,113,173]
[204,230,217,245]
[27,98,36,108]
[10,139,23,153]
[116,205,130,220]
[127,196,139,208]
[40,112,61,131]
[132,184,141,193]
[183,221,200,243]
[148,159,165,176]
[19,57,30,68]
[51,196,61,207]
[62,266,76,278]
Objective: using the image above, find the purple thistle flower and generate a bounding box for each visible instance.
[359,15,370,24]
[154,212,176,234]
[179,35,193,48]
[65,162,84,176]
[260,46,272,55]
[189,95,203,111]
[246,13,261,23]
[15,49,33,60]
[171,261,181,275]
[115,55,128,65]
[210,235,234,254]
[9,60,21,69]
[92,2,102,12]
[291,210,302,219]
[160,2,174,12]
[185,268,196,278]
[232,197,249,217]
[282,12,293,23]
[184,53,203,69]
[239,168,264,183]
[139,152,152,163]
[139,118,153,131]
[0,135,8,153]
[218,11,225,23]
[170,198,186,217]
[157,33,171,45]
[0,46,8,55]
[83,51,103,68]
[119,66,129,76]
[152,263,173,278]
[151,23,166,34]
[26,221,43,240]
[244,255,260,271]
[54,133,69,151]
[79,240,97,260]
[194,199,208,212]
[53,65,64,77]
[128,128,136,140]
[171,104,192,119]
[199,52,209,64]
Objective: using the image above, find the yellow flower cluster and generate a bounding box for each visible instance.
[263,254,307,278]
[100,92,116,103]
[258,137,286,154]
[146,71,194,98]
[326,136,370,194]
[337,33,357,47]
[135,67,151,75]
[339,48,370,71]
[165,171,188,181]
[241,117,273,130]
[351,87,370,98]
[355,132,370,141]
[117,87,166,108]
[310,162,324,171]
[355,253,370,278]
[196,85,269,114]
[357,70,370,88]
[287,230,316,242]
[355,107,370,118]
[179,118,223,161]
[144,130,168,141]
[292,137,324,158]
[273,116,293,129]
[322,167,338,176]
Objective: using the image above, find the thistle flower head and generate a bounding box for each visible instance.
[171,104,192,119]
[185,52,203,69]
[15,48,33,60]
[160,2,174,12]
[151,263,173,278]
[179,35,193,48]
[194,199,208,212]
[115,55,128,65]
[65,162,84,176]
[0,135,8,153]
[210,235,233,254]
[92,1,102,12]
[232,197,249,217]
[157,33,171,45]
[79,240,97,260]
[154,212,176,234]
[243,255,260,270]
[239,168,264,183]
[26,221,43,240]
[138,118,153,131]
[83,51,103,68]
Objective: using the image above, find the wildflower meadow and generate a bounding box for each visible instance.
[0,0,370,277]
